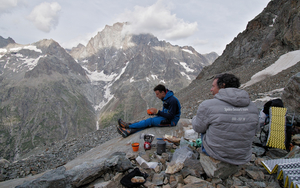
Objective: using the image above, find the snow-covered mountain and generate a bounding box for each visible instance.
[68,22,215,128]
[0,24,216,161]
[0,40,95,161]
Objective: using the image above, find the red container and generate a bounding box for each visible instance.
[144,141,151,150]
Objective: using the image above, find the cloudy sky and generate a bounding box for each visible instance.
[1,0,270,55]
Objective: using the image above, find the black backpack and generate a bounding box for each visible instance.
[259,98,295,151]
[263,98,284,114]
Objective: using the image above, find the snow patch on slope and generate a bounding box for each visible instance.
[21,56,45,70]
[182,49,193,54]
[94,83,115,111]
[84,68,117,82]
[0,45,42,59]
[93,61,130,111]
[180,72,191,80]
[180,62,194,72]
[241,50,300,88]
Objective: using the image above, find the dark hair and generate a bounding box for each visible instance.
[214,73,240,88]
[154,84,166,93]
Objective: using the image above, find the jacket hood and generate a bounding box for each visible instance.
[163,89,174,101]
[214,88,251,107]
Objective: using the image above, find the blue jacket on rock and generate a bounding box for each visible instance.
[129,89,181,129]
[157,90,181,126]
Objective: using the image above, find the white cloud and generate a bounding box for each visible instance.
[0,0,18,10]
[0,0,271,55]
[27,2,61,33]
[0,0,25,14]
[118,0,198,41]
[0,0,18,11]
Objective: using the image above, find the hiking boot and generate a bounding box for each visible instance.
[116,125,131,138]
[118,118,130,128]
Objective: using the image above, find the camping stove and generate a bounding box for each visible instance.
[143,134,154,150]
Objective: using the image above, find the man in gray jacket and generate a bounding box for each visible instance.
[192,73,259,165]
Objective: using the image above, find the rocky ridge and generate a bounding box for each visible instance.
[1,119,299,188]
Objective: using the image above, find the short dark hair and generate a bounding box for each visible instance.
[214,73,240,88]
[154,84,166,93]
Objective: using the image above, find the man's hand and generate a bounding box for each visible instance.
[147,108,158,115]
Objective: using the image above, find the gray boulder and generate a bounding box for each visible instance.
[282,72,300,122]
[15,152,132,188]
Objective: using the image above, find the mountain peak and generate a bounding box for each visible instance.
[0,36,16,48]
[35,39,57,47]
[70,22,136,59]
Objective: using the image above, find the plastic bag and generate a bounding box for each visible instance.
[171,146,196,164]
[184,129,198,140]
[136,156,158,169]
[179,137,189,148]
[179,137,201,148]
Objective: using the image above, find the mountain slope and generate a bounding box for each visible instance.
[0,40,96,161]
[177,0,300,119]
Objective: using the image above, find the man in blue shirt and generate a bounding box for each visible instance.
[117,84,181,138]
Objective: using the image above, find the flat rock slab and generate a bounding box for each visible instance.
[0,119,192,188]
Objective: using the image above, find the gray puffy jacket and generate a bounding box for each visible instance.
[192,88,259,165]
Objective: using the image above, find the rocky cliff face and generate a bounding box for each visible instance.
[282,72,300,117]
[69,22,215,128]
[177,0,300,122]
[0,40,96,161]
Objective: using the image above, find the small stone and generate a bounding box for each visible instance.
[31,171,37,175]
[104,172,110,181]
[211,178,222,185]
[126,153,137,160]
[154,164,161,173]
[183,175,204,184]
[169,175,176,183]
[165,162,184,174]
[250,154,256,162]
[164,176,169,184]
[152,172,165,186]
[245,170,264,181]
[216,184,226,188]
[254,158,264,166]
[232,177,243,186]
